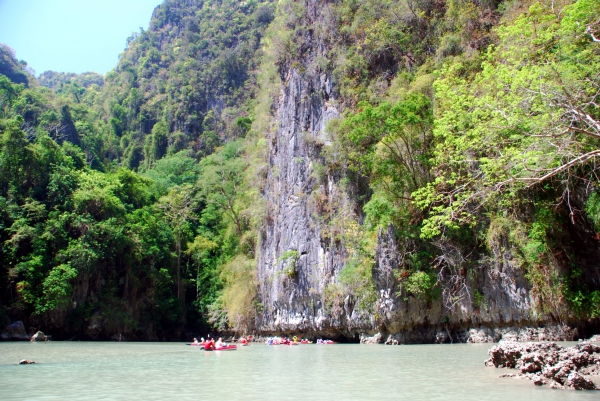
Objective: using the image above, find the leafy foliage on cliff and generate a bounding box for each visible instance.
[331,0,600,320]
[2,0,600,338]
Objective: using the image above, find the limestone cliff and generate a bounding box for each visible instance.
[256,0,352,336]
[254,0,599,343]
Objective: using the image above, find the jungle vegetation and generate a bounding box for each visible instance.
[0,0,598,338]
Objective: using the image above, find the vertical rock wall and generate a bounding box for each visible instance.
[372,225,549,343]
[256,0,349,335]
[255,0,598,342]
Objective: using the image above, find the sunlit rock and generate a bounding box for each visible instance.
[485,341,600,390]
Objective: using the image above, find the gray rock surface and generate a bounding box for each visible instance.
[370,224,552,343]
[30,331,47,342]
[2,321,29,341]
[254,0,592,342]
[360,332,382,344]
[485,341,600,390]
[256,0,354,335]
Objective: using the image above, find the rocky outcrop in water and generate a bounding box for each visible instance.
[30,331,47,342]
[485,341,600,390]
[1,321,29,341]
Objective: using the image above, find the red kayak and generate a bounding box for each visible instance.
[205,345,237,351]
[186,342,206,347]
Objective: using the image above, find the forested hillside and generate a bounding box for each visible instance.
[1,0,599,341]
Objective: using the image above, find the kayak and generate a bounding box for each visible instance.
[186,343,206,347]
[205,345,238,351]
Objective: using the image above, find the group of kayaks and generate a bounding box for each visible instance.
[186,341,238,351]
[186,335,336,351]
[186,336,252,351]
[266,336,337,345]
[265,337,336,345]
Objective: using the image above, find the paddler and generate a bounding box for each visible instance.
[205,337,215,350]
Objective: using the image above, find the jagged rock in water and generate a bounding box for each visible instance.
[467,325,576,343]
[2,321,29,341]
[385,335,399,345]
[360,332,382,344]
[588,334,600,342]
[30,331,47,342]
[19,360,36,365]
[485,341,600,390]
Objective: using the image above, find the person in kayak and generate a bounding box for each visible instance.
[204,338,215,350]
[215,337,225,348]
[240,337,248,345]
[192,338,199,345]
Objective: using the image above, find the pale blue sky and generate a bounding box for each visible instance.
[0,0,162,76]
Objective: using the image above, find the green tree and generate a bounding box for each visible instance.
[414,0,600,239]
[157,184,196,300]
[197,141,248,236]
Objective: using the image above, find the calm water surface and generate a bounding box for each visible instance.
[0,342,597,400]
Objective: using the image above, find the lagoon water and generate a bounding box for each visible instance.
[0,341,598,400]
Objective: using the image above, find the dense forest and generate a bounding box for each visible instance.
[1,0,599,341]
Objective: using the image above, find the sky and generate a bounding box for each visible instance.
[0,0,163,76]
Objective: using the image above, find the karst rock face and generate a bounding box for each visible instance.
[254,0,595,342]
[370,225,576,343]
[256,0,352,336]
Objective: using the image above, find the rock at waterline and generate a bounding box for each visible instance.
[360,332,382,344]
[1,321,29,341]
[485,341,600,390]
[30,331,47,342]
[19,360,36,364]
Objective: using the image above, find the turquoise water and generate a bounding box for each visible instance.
[0,342,597,400]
